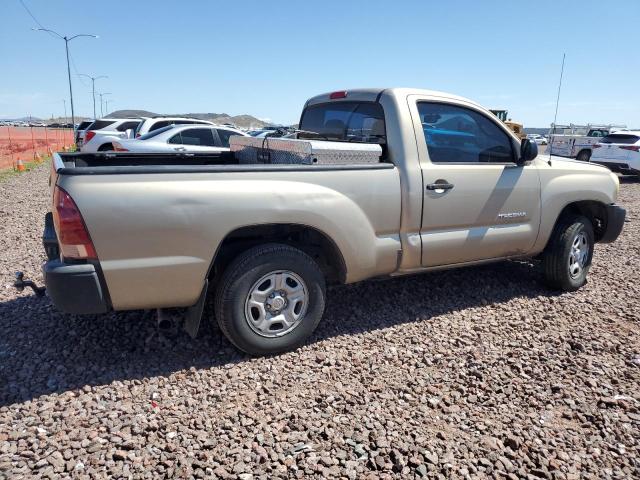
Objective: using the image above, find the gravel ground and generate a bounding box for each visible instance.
[1,162,639,479]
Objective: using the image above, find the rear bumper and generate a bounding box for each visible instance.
[592,160,639,175]
[600,204,626,243]
[42,213,109,314]
[43,260,109,314]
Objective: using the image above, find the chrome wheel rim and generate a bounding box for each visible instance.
[244,270,308,337]
[568,231,589,279]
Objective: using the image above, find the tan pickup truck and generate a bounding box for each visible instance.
[38,88,626,355]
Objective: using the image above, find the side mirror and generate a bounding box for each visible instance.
[519,138,538,165]
[125,129,134,139]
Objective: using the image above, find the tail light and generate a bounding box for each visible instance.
[84,130,96,143]
[52,186,97,260]
[620,145,640,152]
[329,91,348,99]
[113,143,128,152]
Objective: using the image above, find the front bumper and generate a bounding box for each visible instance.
[600,204,626,243]
[43,260,109,314]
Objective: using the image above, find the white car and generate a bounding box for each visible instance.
[134,117,214,138]
[81,118,145,152]
[591,131,640,176]
[526,134,548,145]
[74,120,94,147]
[113,124,248,153]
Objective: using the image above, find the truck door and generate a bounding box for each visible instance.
[409,98,541,267]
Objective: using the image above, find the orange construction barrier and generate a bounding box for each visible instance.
[16,158,26,172]
[1,126,74,170]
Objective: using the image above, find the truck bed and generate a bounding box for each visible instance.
[50,151,401,310]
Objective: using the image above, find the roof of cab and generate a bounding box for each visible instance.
[305,88,483,110]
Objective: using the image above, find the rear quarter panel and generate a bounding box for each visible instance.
[58,167,402,310]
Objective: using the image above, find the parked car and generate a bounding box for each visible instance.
[134,117,214,138]
[548,124,626,161]
[113,124,248,153]
[591,131,640,176]
[74,120,94,147]
[527,134,547,145]
[252,129,288,138]
[80,118,145,152]
[37,88,625,356]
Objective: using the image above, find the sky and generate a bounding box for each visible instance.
[1,0,639,127]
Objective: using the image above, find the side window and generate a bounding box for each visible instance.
[216,129,239,147]
[418,102,514,163]
[168,128,215,146]
[116,121,141,132]
[150,120,170,132]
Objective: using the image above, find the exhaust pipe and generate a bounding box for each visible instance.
[156,308,179,337]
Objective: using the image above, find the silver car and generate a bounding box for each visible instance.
[113,124,248,152]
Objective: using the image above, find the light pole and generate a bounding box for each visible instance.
[97,92,111,117]
[78,74,108,119]
[62,99,67,123]
[104,99,113,115]
[32,28,98,131]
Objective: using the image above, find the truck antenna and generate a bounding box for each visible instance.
[548,53,566,164]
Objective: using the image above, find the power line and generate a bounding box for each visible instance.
[18,0,57,38]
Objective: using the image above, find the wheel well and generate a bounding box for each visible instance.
[209,224,347,285]
[555,201,608,242]
[98,143,114,151]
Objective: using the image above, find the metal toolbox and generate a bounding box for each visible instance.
[230,136,382,165]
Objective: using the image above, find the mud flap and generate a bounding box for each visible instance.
[184,280,208,338]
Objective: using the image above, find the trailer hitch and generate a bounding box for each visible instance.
[14,272,46,297]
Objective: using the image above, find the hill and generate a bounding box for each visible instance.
[107,110,269,129]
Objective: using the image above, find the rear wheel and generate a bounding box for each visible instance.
[214,243,326,355]
[576,150,591,162]
[542,215,594,291]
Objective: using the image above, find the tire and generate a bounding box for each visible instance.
[98,143,114,152]
[542,215,594,291]
[214,243,326,355]
[576,150,591,162]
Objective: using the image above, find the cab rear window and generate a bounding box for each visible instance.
[299,102,386,143]
[88,120,116,130]
[601,134,640,144]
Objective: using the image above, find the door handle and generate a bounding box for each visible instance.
[174,147,186,152]
[426,182,454,191]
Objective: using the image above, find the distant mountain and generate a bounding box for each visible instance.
[107,109,270,129]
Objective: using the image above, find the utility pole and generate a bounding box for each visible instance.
[32,28,98,131]
[62,99,67,123]
[78,74,108,119]
[98,92,111,117]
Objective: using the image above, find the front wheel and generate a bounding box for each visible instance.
[214,244,326,355]
[542,215,594,291]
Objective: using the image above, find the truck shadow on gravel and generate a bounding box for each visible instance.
[0,260,558,406]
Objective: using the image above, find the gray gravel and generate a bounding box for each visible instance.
[1,163,639,479]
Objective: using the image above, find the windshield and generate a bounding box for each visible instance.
[138,125,174,140]
[299,101,386,143]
